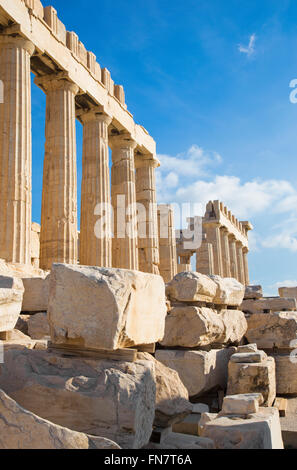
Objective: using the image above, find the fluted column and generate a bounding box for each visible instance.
[196,237,214,275]
[37,76,79,271]
[229,235,238,280]
[236,242,245,284]
[135,155,160,274]
[79,110,112,267]
[0,36,35,264]
[221,227,231,277]
[110,133,139,270]
[204,223,223,276]
[158,204,178,283]
[243,248,250,286]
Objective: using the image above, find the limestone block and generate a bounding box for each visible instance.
[242,297,297,314]
[246,312,297,349]
[160,307,224,348]
[279,287,297,301]
[155,348,235,398]
[160,307,247,348]
[0,389,120,449]
[48,264,167,350]
[210,276,245,306]
[2,329,37,351]
[148,432,214,449]
[27,312,50,340]
[244,285,263,300]
[220,394,264,415]
[0,276,24,333]
[0,348,156,449]
[201,407,284,449]
[227,356,276,406]
[15,314,30,336]
[22,275,50,312]
[237,343,258,353]
[192,403,209,414]
[271,354,297,395]
[218,309,247,344]
[166,272,217,303]
[230,351,267,363]
[172,414,200,436]
[30,222,40,260]
[137,353,192,427]
[198,412,218,436]
[43,6,66,44]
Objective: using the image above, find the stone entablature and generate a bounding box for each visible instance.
[0,0,155,155]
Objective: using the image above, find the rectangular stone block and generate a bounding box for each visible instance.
[221,394,264,415]
[242,297,297,314]
[0,276,24,333]
[166,272,217,303]
[155,348,235,398]
[271,353,297,395]
[48,264,167,350]
[246,312,297,349]
[227,355,276,406]
[279,287,297,301]
[22,276,50,312]
[244,285,263,300]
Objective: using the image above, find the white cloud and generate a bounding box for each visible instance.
[270,280,297,289]
[238,33,256,57]
[156,144,297,255]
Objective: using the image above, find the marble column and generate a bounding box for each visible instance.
[221,227,231,277]
[135,154,160,274]
[37,76,79,271]
[236,242,245,285]
[204,223,223,276]
[79,110,112,267]
[110,133,139,270]
[0,35,35,265]
[196,238,214,275]
[243,248,250,286]
[158,204,177,283]
[229,235,238,280]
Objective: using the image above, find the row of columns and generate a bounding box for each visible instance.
[197,222,250,285]
[0,35,160,275]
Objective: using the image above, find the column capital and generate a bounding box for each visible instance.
[34,73,79,95]
[135,153,160,169]
[242,247,249,254]
[0,35,35,56]
[78,108,112,126]
[109,132,137,152]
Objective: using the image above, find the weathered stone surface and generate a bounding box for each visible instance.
[160,307,247,348]
[271,353,297,395]
[0,389,120,449]
[160,307,224,348]
[237,343,258,353]
[242,297,297,314]
[218,309,247,344]
[2,329,37,351]
[137,352,192,427]
[198,412,217,436]
[0,276,24,332]
[227,356,276,406]
[230,351,267,364]
[244,285,263,300]
[172,414,200,436]
[155,348,235,398]
[27,312,50,340]
[166,272,217,303]
[279,287,297,301]
[210,276,245,306]
[15,314,30,336]
[246,312,297,349]
[148,432,214,449]
[220,394,264,415]
[201,407,284,449]
[192,403,209,414]
[48,264,167,350]
[22,276,50,312]
[0,348,156,449]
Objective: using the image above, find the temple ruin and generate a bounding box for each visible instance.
[0,0,296,452]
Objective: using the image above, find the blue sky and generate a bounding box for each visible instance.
[31,0,297,294]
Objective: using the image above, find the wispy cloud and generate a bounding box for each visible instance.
[238,33,256,57]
